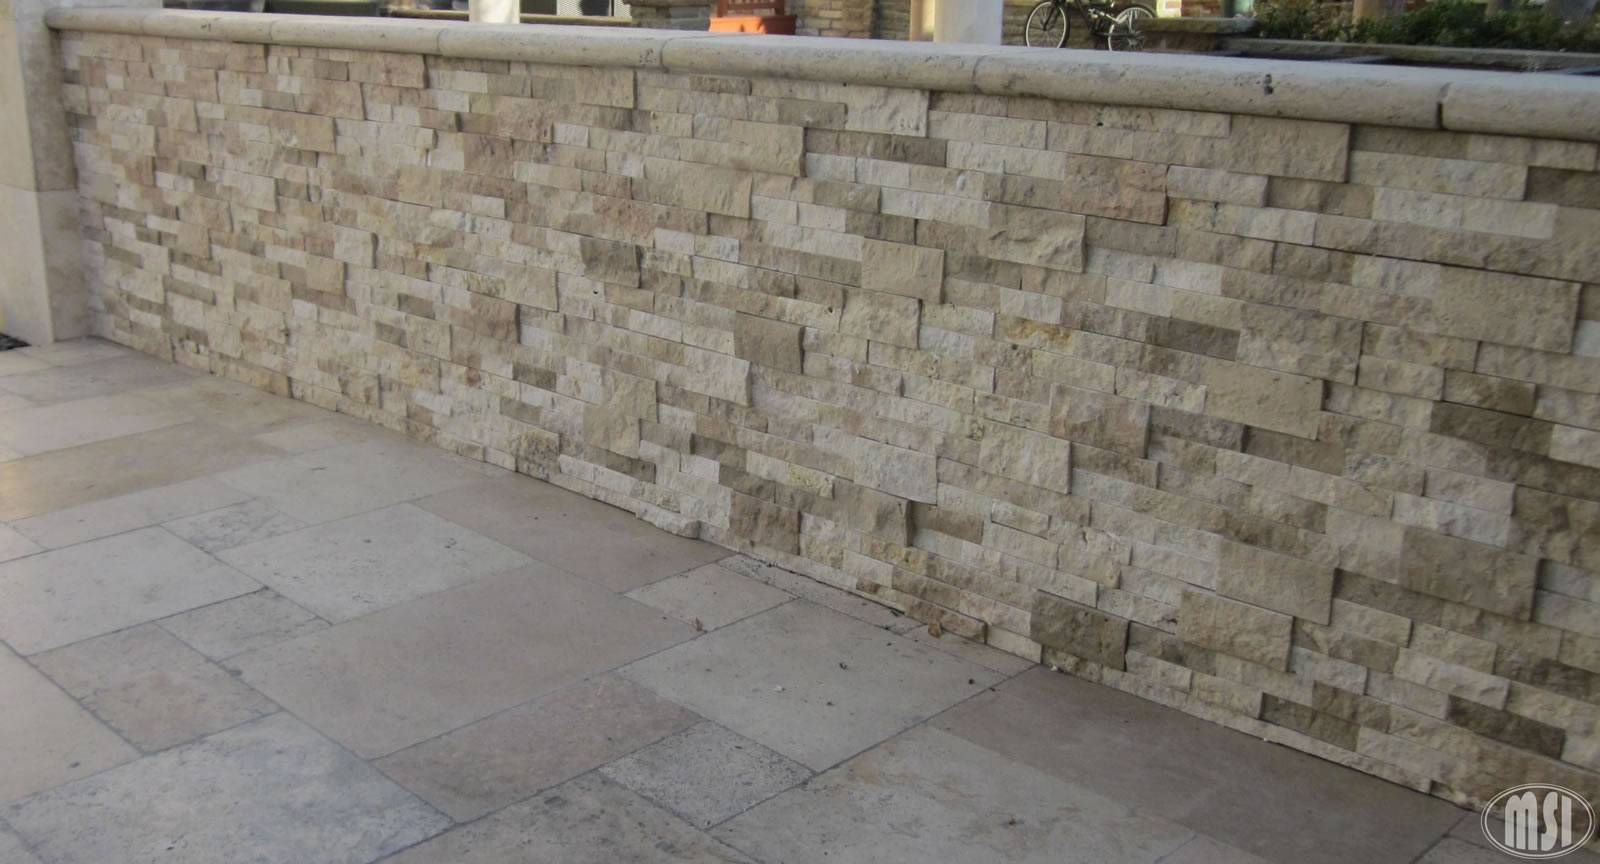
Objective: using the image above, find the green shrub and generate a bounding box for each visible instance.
[1253,0,1600,52]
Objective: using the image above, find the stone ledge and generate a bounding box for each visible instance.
[43,7,1600,141]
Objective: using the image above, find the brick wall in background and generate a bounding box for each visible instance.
[56,29,1600,810]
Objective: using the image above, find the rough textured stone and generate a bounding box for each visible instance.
[1030,590,1129,670]
[1179,589,1294,670]
[1202,363,1324,439]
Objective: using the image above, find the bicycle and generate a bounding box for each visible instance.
[1023,0,1156,51]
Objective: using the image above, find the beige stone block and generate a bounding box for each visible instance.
[1165,165,1267,207]
[641,158,752,219]
[1179,589,1294,671]
[1225,115,1350,182]
[734,314,803,374]
[1399,527,1537,620]
[728,492,800,555]
[1202,363,1322,439]
[1552,425,1600,470]
[1216,541,1334,625]
[1431,267,1579,353]
[815,428,935,505]
[1031,591,1128,671]
[978,204,1084,272]
[978,422,1071,495]
[839,289,919,349]
[860,239,942,303]
[1348,151,1526,200]
[1049,384,1150,458]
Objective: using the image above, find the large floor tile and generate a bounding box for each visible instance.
[0,822,42,864]
[250,415,387,454]
[137,376,331,437]
[158,590,328,661]
[218,504,531,622]
[621,600,1002,771]
[162,499,307,554]
[0,392,192,457]
[0,527,259,655]
[0,356,195,406]
[625,563,792,630]
[230,566,696,758]
[600,721,812,829]
[0,526,41,565]
[10,477,251,550]
[216,438,501,525]
[375,674,700,822]
[4,713,449,864]
[714,726,1194,864]
[0,422,281,522]
[7,338,134,369]
[416,476,728,592]
[0,645,136,804]
[383,773,754,864]
[33,625,276,753]
[933,667,1464,864]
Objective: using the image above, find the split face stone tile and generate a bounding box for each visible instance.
[1430,267,1580,353]
[1178,589,1294,671]
[601,721,812,829]
[1201,362,1324,440]
[415,476,729,592]
[625,563,793,631]
[979,421,1073,494]
[33,625,276,753]
[3,713,449,864]
[217,503,530,622]
[0,423,280,523]
[839,289,920,349]
[1399,527,1538,620]
[979,203,1085,272]
[0,527,259,656]
[1049,384,1150,459]
[733,313,803,373]
[0,644,136,804]
[1030,591,1130,670]
[934,669,1463,864]
[860,238,943,302]
[375,674,700,823]
[1216,541,1336,625]
[383,773,754,864]
[162,499,308,554]
[621,600,1001,771]
[159,590,328,661]
[715,726,1193,864]
[10,477,251,550]
[231,565,695,759]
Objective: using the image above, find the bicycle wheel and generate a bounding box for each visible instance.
[1024,0,1072,48]
[1105,3,1154,51]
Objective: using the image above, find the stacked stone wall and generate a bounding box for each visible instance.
[50,11,1600,810]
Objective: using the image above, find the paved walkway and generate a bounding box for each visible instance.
[0,339,1511,863]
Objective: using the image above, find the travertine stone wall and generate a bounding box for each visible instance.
[48,11,1600,809]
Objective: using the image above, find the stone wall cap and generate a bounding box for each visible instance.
[44,7,1600,142]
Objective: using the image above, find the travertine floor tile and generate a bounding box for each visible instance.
[383,774,754,864]
[216,438,501,524]
[33,625,276,752]
[249,415,386,454]
[375,674,700,822]
[11,477,250,549]
[621,600,1002,771]
[601,721,812,829]
[625,563,792,630]
[137,376,330,436]
[0,356,194,406]
[218,503,530,622]
[715,726,1194,864]
[0,645,136,804]
[4,713,449,864]
[933,667,1463,864]
[162,499,307,554]
[0,422,280,522]
[231,565,695,758]
[0,392,192,457]
[0,822,42,864]
[158,589,328,661]
[416,476,728,592]
[7,338,133,369]
[0,526,41,565]
[0,527,259,655]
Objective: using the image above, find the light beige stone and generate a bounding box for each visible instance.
[1202,363,1323,439]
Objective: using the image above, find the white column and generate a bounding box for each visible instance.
[468,0,518,24]
[0,0,156,344]
[932,0,1003,44]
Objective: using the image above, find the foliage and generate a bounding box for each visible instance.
[1252,0,1600,52]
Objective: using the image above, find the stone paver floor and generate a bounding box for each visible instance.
[0,339,1522,863]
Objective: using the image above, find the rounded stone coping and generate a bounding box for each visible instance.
[44,7,1600,142]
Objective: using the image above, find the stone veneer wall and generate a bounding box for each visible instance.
[45,10,1600,809]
